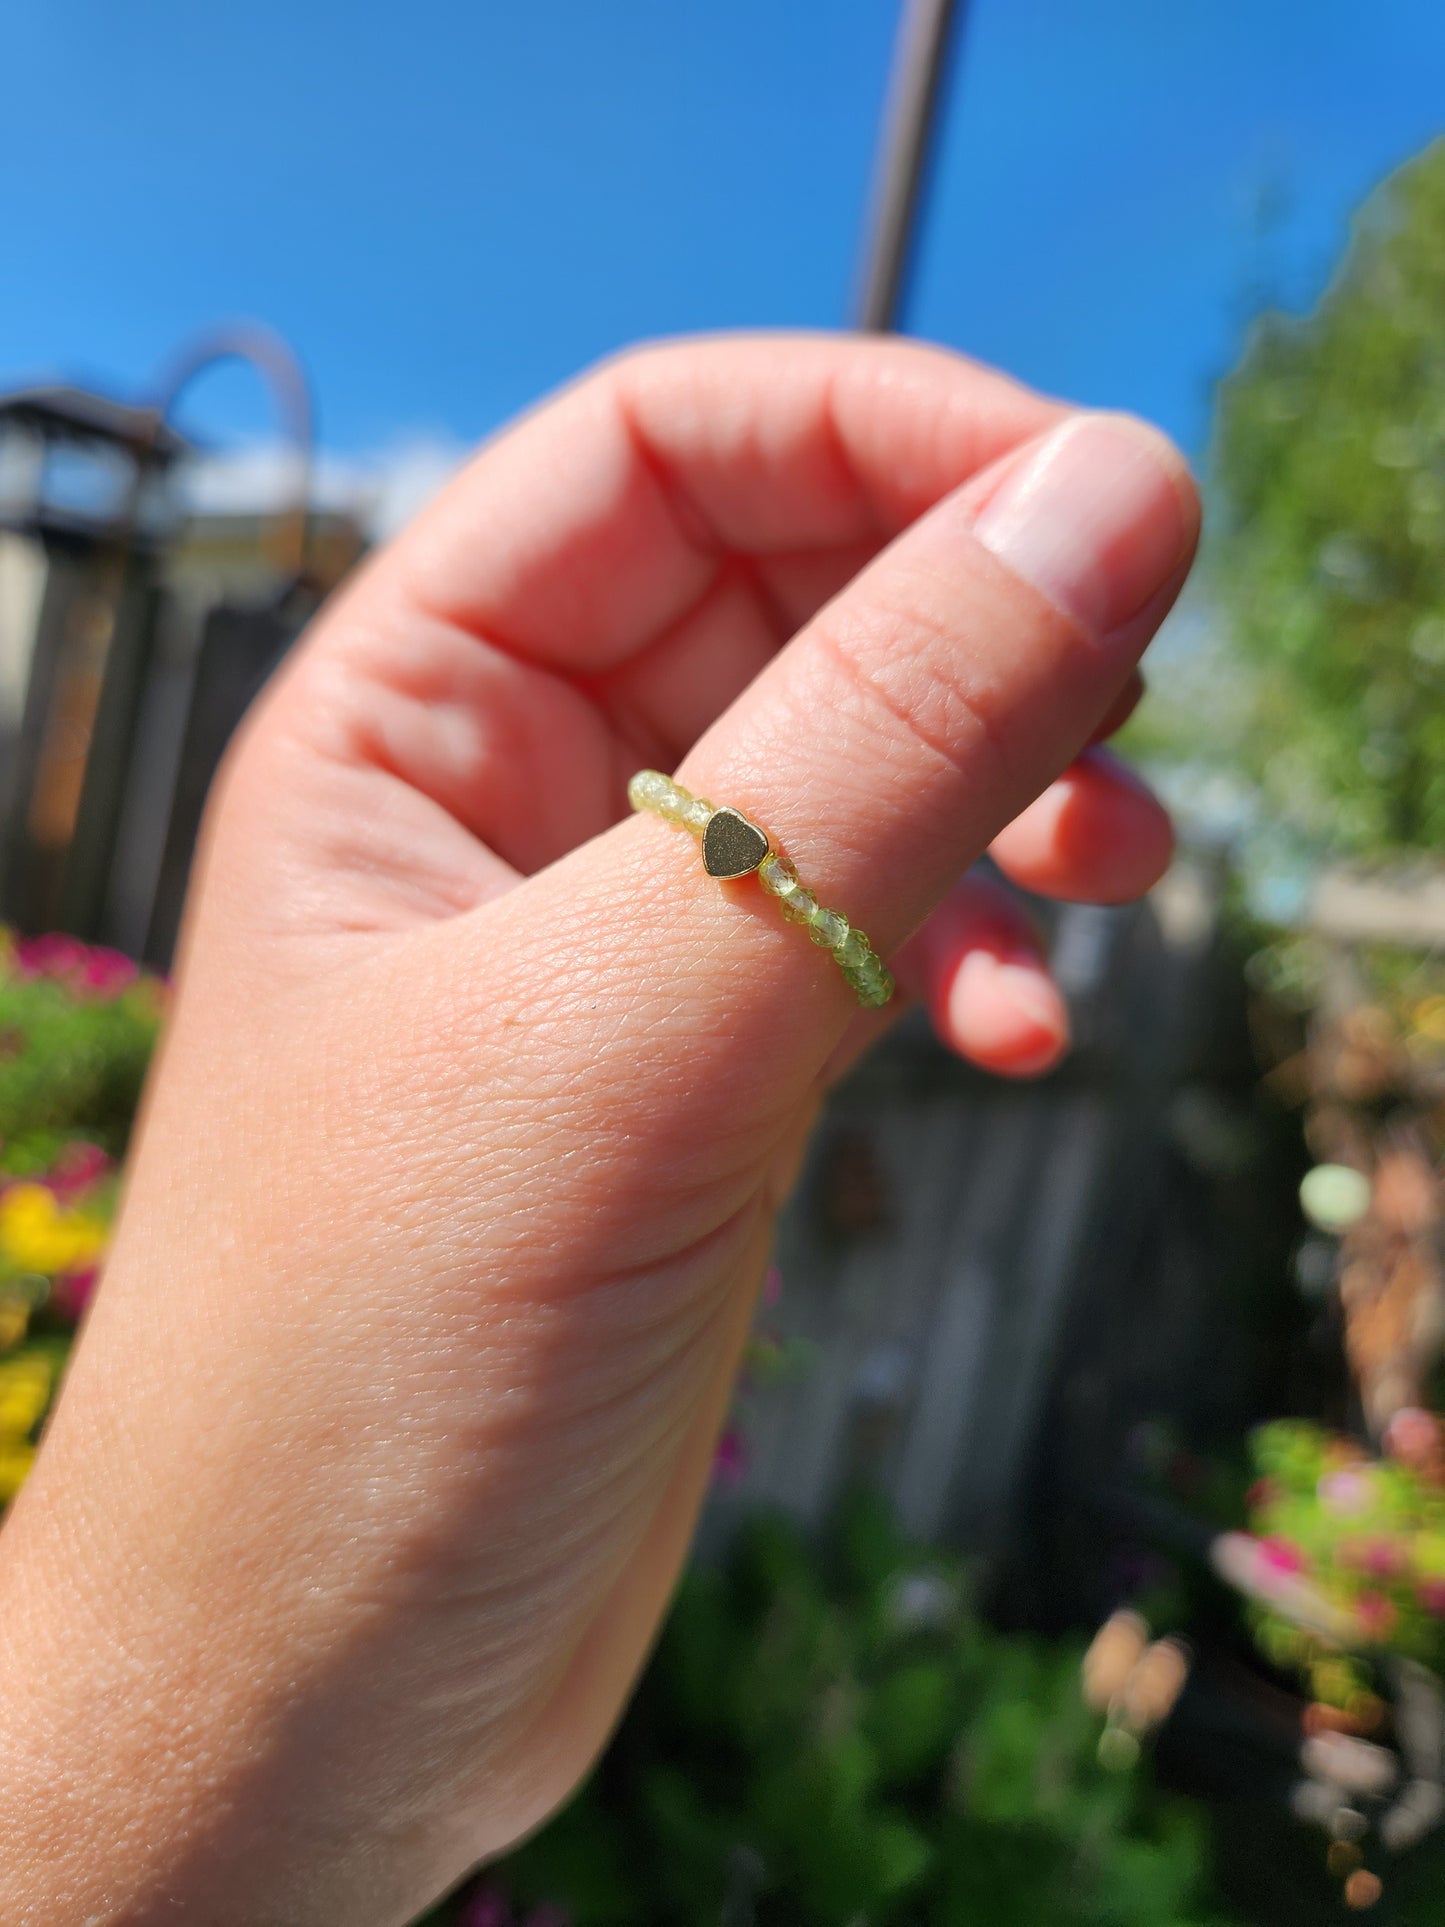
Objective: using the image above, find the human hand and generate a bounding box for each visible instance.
[0,337,1196,1924]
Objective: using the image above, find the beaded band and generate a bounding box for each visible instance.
[627,769,895,1010]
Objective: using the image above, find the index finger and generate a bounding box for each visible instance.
[375,334,1068,674]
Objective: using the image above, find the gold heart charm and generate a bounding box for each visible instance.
[702,806,770,879]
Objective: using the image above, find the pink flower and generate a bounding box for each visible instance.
[47,1141,110,1197]
[1355,1591,1398,1641]
[1259,1536,1306,1577]
[1358,1538,1404,1580]
[1416,1579,1445,1616]
[11,934,138,1000]
[78,947,138,997]
[456,1886,512,1927]
[49,1267,99,1321]
[712,1428,748,1487]
[14,933,88,981]
[1318,1468,1375,1517]
[1386,1407,1443,1469]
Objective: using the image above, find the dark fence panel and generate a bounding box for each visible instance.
[145,597,310,968]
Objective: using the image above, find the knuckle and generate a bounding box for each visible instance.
[804,588,1015,803]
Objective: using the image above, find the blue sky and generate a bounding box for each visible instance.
[3,1,1443,474]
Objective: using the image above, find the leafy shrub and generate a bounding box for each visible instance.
[446,1501,1238,1926]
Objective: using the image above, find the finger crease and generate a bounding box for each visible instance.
[818,362,894,541]
[611,382,726,562]
[808,614,1013,802]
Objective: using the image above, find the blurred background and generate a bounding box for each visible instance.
[3,2,1445,1921]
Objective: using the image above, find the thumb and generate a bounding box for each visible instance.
[460,410,1195,1126]
[677,410,1195,972]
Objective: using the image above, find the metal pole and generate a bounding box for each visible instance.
[854,0,966,333]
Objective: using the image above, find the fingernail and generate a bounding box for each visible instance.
[949,949,1065,1039]
[992,958,1067,1038]
[971,414,1194,638]
[948,952,1068,1077]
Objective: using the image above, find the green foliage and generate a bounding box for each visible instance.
[456,1500,1239,1927]
[1208,137,1445,859]
[0,967,160,1168]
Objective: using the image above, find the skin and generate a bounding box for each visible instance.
[0,336,1198,1925]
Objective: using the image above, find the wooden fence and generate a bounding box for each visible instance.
[703,857,1298,1600]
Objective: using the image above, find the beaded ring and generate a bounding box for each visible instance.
[627,770,895,1010]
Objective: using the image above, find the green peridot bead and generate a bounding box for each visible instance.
[850,954,889,996]
[836,929,871,970]
[628,769,671,810]
[631,765,889,1010]
[857,969,894,1010]
[758,853,798,897]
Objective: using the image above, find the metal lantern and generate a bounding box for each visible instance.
[0,385,185,938]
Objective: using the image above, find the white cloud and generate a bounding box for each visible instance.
[177,433,469,542]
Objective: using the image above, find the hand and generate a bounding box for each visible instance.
[0,336,1196,1925]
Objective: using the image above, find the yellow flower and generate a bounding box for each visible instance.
[0,1184,107,1276]
[0,1439,35,1502]
[0,1356,52,1436]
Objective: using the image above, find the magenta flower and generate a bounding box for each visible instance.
[1258,1536,1306,1577]
[455,1886,512,1927]
[49,1266,99,1321]
[712,1428,748,1486]
[78,947,138,998]
[11,933,137,1000]
[14,933,88,981]
[1417,1578,1445,1616]
[47,1141,111,1197]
